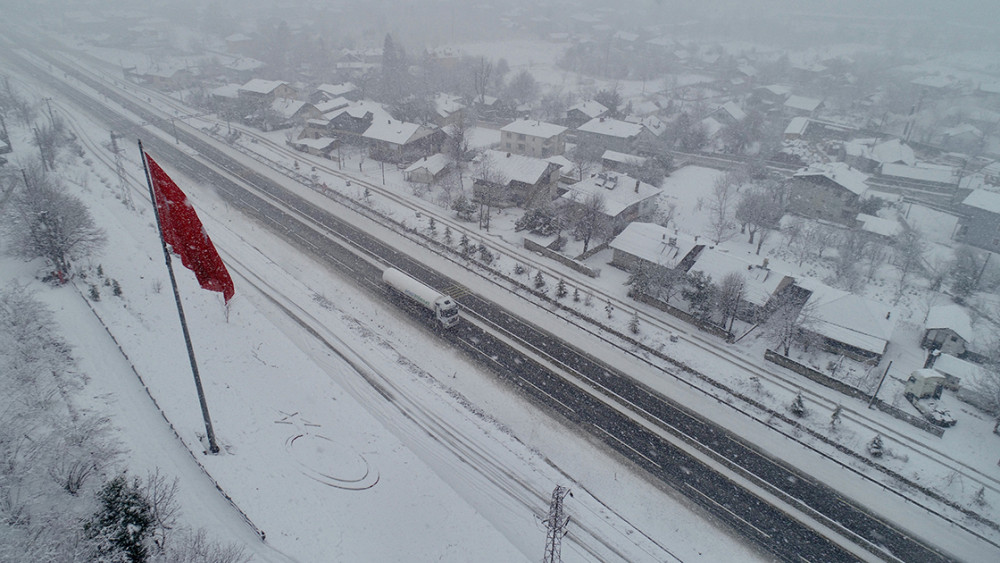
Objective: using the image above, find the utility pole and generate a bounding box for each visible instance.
[109,132,134,209]
[869,360,892,409]
[542,485,572,563]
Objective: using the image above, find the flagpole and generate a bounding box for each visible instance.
[139,139,221,455]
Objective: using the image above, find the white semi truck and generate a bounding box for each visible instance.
[382,268,460,328]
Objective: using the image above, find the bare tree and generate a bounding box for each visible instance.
[707,171,740,244]
[717,272,747,332]
[892,228,925,302]
[833,228,869,291]
[472,153,509,231]
[473,57,493,105]
[570,192,610,253]
[735,186,784,254]
[764,291,814,356]
[2,163,106,279]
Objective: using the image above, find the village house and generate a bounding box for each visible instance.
[784,116,810,141]
[500,119,568,158]
[575,117,649,154]
[362,119,443,163]
[432,93,466,127]
[788,162,870,224]
[309,82,359,104]
[472,150,562,209]
[843,138,916,173]
[602,150,646,173]
[783,95,823,117]
[559,172,662,234]
[955,189,1000,251]
[289,137,339,159]
[403,153,451,184]
[795,278,895,362]
[931,353,979,392]
[238,78,297,104]
[216,56,265,84]
[686,249,795,323]
[267,99,322,130]
[880,163,956,187]
[922,304,974,356]
[565,100,608,129]
[608,222,705,273]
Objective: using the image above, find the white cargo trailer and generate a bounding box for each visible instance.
[382,268,460,328]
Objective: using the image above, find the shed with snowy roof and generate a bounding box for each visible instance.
[923,304,973,356]
[559,172,662,233]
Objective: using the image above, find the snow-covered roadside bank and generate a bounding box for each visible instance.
[0,62,763,561]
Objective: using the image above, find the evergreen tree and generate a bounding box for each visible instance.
[830,404,843,428]
[629,311,640,334]
[868,434,884,458]
[555,278,567,299]
[605,300,614,319]
[459,233,470,255]
[444,225,453,246]
[514,262,526,275]
[790,392,806,417]
[86,474,154,563]
[89,284,101,302]
[533,270,546,290]
[112,279,122,297]
[573,287,580,302]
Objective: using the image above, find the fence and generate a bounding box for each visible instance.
[764,350,944,437]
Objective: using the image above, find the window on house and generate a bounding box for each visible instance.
[518,134,526,140]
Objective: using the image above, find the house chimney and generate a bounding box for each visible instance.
[600,117,605,122]
[635,179,640,193]
[506,152,511,158]
[762,258,769,269]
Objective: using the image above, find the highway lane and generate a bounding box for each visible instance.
[3,41,959,562]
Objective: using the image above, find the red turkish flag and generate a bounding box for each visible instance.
[145,153,235,303]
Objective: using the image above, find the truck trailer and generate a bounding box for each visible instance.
[382,268,460,328]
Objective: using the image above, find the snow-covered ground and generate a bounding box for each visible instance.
[5,31,1000,562]
[0,55,762,561]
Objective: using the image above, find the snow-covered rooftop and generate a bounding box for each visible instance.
[785,116,809,136]
[315,97,350,115]
[798,279,895,356]
[240,78,287,95]
[210,83,241,99]
[962,189,1000,214]
[719,101,747,122]
[479,150,555,185]
[784,95,822,113]
[925,304,974,343]
[270,99,310,119]
[577,117,644,139]
[404,153,450,175]
[500,118,567,138]
[315,82,356,97]
[568,100,608,119]
[856,213,903,238]
[934,354,990,390]
[846,138,916,167]
[881,163,955,185]
[602,150,647,167]
[688,249,789,307]
[609,222,703,269]
[560,172,661,217]
[794,162,869,196]
[363,119,433,145]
